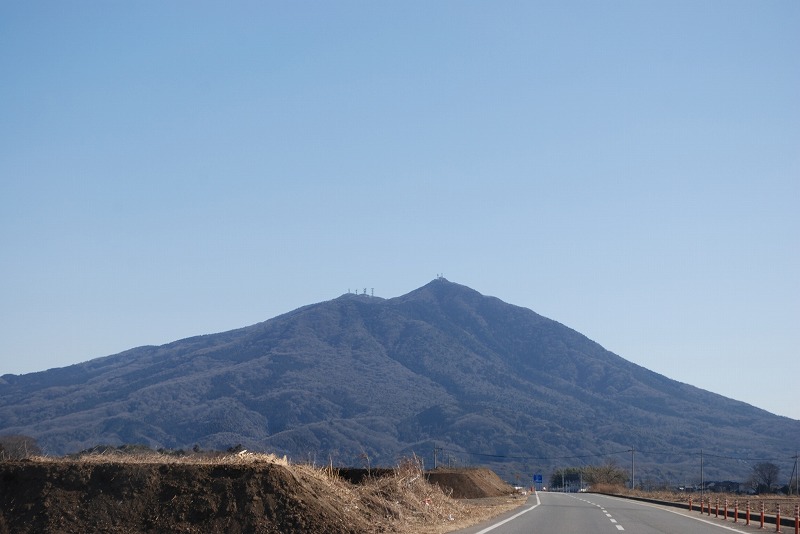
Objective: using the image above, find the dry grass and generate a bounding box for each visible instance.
[32,448,290,466]
[24,452,524,533]
[299,456,525,534]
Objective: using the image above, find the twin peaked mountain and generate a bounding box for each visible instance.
[2,279,798,480]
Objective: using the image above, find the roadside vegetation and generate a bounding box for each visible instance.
[0,440,525,534]
[0,434,41,460]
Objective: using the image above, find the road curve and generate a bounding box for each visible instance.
[455,492,764,534]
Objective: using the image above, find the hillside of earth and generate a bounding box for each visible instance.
[1,279,798,483]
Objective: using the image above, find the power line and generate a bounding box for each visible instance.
[438,445,794,464]
[439,446,631,462]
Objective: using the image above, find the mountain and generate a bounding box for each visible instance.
[1,279,798,484]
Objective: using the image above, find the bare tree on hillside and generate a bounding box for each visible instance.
[0,435,42,460]
[583,461,629,487]
[749,462,780,493]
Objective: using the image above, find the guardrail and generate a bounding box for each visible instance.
[599,492,800,533]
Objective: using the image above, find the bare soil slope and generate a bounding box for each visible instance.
[0,459,356,533]
[426,468,513,499]
[0,455,521,534]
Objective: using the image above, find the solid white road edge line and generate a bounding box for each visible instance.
[599,495,750,533]
[473,493,541,534]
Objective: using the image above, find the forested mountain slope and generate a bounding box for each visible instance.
[2,279,797,482]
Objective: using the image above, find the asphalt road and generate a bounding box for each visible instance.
[456,492,768,534]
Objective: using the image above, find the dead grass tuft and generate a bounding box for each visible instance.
[306,455,525,534]
[33,450,291,466]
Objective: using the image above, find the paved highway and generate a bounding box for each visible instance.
[457,492,764,534]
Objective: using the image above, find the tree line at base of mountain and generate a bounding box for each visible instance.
[548,460,798,495]
[5,432,798,497]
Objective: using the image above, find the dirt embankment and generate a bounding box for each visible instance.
[0,458,354,534]
[0,455,522,534]
[426,468,512,499]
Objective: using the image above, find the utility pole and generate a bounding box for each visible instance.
[700,449,704,502]
[433,446,443,470]
[631,447,635,490]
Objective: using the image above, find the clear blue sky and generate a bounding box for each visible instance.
[2,2,798,420]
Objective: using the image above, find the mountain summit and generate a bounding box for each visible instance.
[1,279,797,482]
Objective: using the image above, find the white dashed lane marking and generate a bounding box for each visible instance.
[578,498,624,531]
